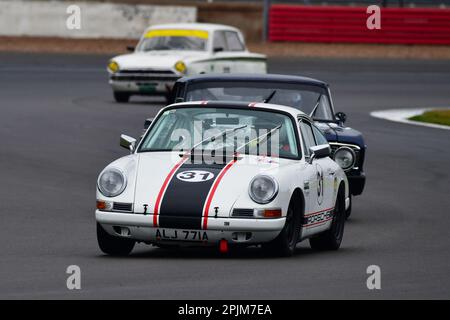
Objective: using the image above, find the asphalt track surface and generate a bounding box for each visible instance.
[0,53,449,299]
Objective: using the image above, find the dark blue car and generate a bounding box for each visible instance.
[166,74,366,217]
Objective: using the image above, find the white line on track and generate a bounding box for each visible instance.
[370,107,450,130]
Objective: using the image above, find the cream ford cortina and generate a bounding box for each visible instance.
[107,23,267,102]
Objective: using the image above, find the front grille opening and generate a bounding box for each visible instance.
[232,209,254,218]
[119,69,176,75]
[113,202,133,212]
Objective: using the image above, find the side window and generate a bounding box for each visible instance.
[299,120,316,156]
[224,31,245,51]
[312,125,328,146]
[213,31,227,52]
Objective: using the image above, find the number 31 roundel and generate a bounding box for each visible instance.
[176,170,215,182]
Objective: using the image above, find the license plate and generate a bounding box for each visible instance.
[137,83,157,93]
[156,229,209,242]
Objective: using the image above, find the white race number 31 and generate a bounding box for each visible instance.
[176,170,214,182]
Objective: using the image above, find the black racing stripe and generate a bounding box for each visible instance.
[158,162,226,230]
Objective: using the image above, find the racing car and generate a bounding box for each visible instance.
[107,23,266,103]
[168,74,366,217]
[95,101,349,256]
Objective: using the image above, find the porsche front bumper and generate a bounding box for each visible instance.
[96,210,285,245]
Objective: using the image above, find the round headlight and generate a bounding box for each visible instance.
[97,168,126,197]
[333,147,355,171]
[108,60,119,73]
[249,175,278,204]
[174,60,186,73]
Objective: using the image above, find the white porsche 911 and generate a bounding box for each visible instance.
[107,23,267,103]
[95,101,349,256]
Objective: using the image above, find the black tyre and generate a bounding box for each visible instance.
[309,187,346,251]
[97,223,135,256]
[264,200,302,257]
[113,92,130,103]
[345,194,352,219]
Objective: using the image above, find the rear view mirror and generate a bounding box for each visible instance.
[213,47,224,53]
[308,144,331,164]
[120,134,137,153]
[335,112,347,124]
[126,46,135,52]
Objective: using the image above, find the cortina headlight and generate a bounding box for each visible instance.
[249,175,278,204]
[108,60,119,73]
[333,147,356,171]
[97,168,126,197]
[174,60,186,73]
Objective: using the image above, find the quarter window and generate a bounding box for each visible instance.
[299,120,316,156]
[224,31,245,51]
[312,125,328,146]
[213,31,227,52]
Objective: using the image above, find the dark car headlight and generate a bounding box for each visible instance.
[333,147,356,171]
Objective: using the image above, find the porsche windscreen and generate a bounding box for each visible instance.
[137,29,209,52]
[185,81,334,121]
[138,107,300,160]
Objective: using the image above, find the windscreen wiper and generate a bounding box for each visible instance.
[263,90,277,103]
[309,94,322,118]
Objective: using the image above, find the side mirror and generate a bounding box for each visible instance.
[144,118,154,130]
[213,47,224,53]
[126,46,135,52]
[335,112,347,124]
[120,134,137,153]
[308,144,331,164]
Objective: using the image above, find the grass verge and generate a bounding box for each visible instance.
[409,109,450,127]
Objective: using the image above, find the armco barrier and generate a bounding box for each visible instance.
[269,5,450,45]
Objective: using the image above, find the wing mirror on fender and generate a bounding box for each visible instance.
[120,134,137,153]
[308,144,331,164]
[335,111,347,124]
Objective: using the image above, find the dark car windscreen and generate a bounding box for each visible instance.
[184,81,334,121]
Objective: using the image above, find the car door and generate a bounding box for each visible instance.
[222,31,247,73]
[312,124,336,212]
[212,31,232,73]
[298,119,319,221]
[299,119,333,236]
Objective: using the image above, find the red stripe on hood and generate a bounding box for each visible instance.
[153,156,188,227]
[202,159,237,230]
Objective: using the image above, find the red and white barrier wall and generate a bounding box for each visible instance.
[269,5,450,45]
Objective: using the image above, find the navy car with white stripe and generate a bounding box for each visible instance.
[96,101,349,256]
[169,74,366,217]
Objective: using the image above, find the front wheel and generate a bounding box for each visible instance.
[113,92,130,103]
[97,223,135,256]
[309,188,346,251]
[263,203,301,257]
